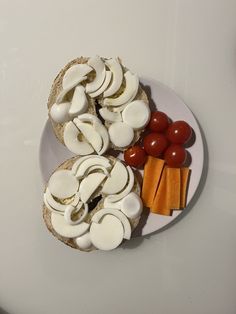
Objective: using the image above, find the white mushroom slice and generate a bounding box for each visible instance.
[113,103,129,113]
[64,122,94,155]
[44,194,65,214]
[79,172,106,203]
[120,192,143,219]
[85,56,106,93]
[103,58,123,97]
[56,76,87,104]
[93,121,109,155]
[103,197,122,209]
[103,71,139,107]
[105,166,134,202]
[44,188,80,213]
[89,71,112,98]
[63,64,92,90]
[74,232,92,250]
[75,114,109,155]
[50,102,71,123]
[71,155,107,175]
[86,165,110,176]
[75,157,111,178]
[51,212,90,238]
[64,203,88,225]
[44,195,60,214]
[108,122,134,147]
[69,85,88,117]
[74,121,102,154]
[122,100,150,130]
[99,107,122,122]
[48,169,79,199]
[71,156,92,174]
[75,113,99,124]
[91,208,131,240]
[90,215,124,250]
[102,161,128,194]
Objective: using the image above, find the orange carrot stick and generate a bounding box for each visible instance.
[141,157,165,208]
[180,168,191,208]
[166,167,181,210]
[151,166,171,215]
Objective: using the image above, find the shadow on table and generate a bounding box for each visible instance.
[122,84,209,250]
[0,307,11,314]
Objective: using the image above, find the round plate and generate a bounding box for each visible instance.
[39,78,204,237]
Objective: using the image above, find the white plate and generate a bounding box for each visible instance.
[39,78,204,237]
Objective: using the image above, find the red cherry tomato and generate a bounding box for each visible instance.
[166,120,192,144]
[143,133,169,157]
[148,111,170,133]
[164,144,187,167]
[124,146,147,168]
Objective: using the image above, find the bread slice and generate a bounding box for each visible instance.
[43,156,141,251]
[47,57,149,150]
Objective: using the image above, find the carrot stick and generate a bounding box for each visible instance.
[151,166,171,215]
[141,157,165,208]
[180,168,191,208]
[166,167,181,210]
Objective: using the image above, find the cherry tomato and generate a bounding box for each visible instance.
[166,120,192,144]
[143,133,169,157]
[148,111,170,133]
[124,146,147,168]
[164,144,187,167]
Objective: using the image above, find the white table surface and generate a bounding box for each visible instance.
[0,1,236,313]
